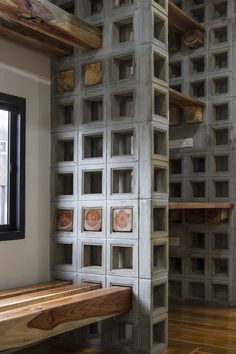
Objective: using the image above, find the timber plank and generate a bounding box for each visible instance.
[169,88,205,108]
[0,0,102,55]
[0,281,72,300]
[0,286,132,351]
[0,284,100,312]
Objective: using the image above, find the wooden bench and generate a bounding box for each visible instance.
[0,281,132,351]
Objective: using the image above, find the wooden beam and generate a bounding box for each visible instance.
[169,88,205,108]
[0,281,72,300]
[0,0,102,56]
[0,284,100,312]
[169,202,233,210]
[169,1,205,34]
[0,286,132,351]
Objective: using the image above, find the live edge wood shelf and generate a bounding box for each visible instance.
[0,281,132,351]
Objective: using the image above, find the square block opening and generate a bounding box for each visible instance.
[214,52,228,69]
[215,155,228,172]
[89,322,101,335]
[83,97,103,123]
[55,243,73,265]
[154,53,166,82]
[83,245,102,267]
[190,57,205,74]
[173,0,182,7]
[213,27,228,44]
[57,69,75,93]
[170,61,181,78]
[114,17,134,43]
[153,130,167,156]
[56,173,73,196]
[56,209,73,232]
[56,139,74,162]
[214,103,228,121]
[191,257,205,274]
[82,0,103,16]
[214,181,229,197]
[214,128,228,145]
[112,246,133,270]
[213,77,228,95]
[112,169,133,194]
[213,284,228,301]
[83,208,102,232]
[189,282,205,299]
[154,90,167,117]
[170,159,182,174]
[83,134,103,159]
[170,84,182,92]
[113,54,134,81]
[169,280,182,298]
[214,232,228,250]
[153,207,166,232]
[154,167,167,194]
[213,1,227,19]
[113,0,134,8]
[192,0,204,5]
[153,244,167,269]
[57,104,74,126]
[113,92,134,119]
[191,232,205,249]
[112,208,133,232]
[153,321,165,346]
[112,130,134,156]
[192,157,205,173]
[154,14,166,43]
[170,257,182,274]
[191,182,205,198]
[191,7,204,22]
[213,258,228,276]
[56,0,75,14]
[170,183,182,198]
[83,171,103,194]
[191,81,205,98]
[153,283,166,309]
[118,323,133,345]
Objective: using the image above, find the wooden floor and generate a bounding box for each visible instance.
[16,301,236,354]
[167,302,236,354]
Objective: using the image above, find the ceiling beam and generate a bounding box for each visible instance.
[0,0,102,56]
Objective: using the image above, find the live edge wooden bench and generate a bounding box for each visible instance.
[0,281,132,352]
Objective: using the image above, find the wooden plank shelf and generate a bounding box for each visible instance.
[169,1,205,34]
[169,202,233,210]
[0,281,132,351]
[169,88,205,125]
[0,0,102,56]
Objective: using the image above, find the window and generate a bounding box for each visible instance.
[0,93,25,241]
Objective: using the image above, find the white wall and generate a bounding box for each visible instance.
[0,37,51,289]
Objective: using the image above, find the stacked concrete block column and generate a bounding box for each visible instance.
[169,0,235,306]
[50,0,169,353]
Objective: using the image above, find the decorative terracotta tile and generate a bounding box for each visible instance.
[57,69,75,93]
[56,209,73,232]
[113,208,133,232]
[84,62,103,86]
[84,208,102,231]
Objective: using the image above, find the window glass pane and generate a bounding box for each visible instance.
[0,109,9,225]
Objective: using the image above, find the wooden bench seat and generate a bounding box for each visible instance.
[0,281,132,351]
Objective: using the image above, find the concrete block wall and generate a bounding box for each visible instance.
[169,0,236,305]
[50,0,169,353]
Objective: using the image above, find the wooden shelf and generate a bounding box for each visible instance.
[169,1,205,34]
[169,202,233,210]
[0,0,102,56]
[169,88,205,108]
[0,281,132,351]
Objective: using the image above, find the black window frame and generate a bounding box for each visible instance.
[0,93,26,241]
